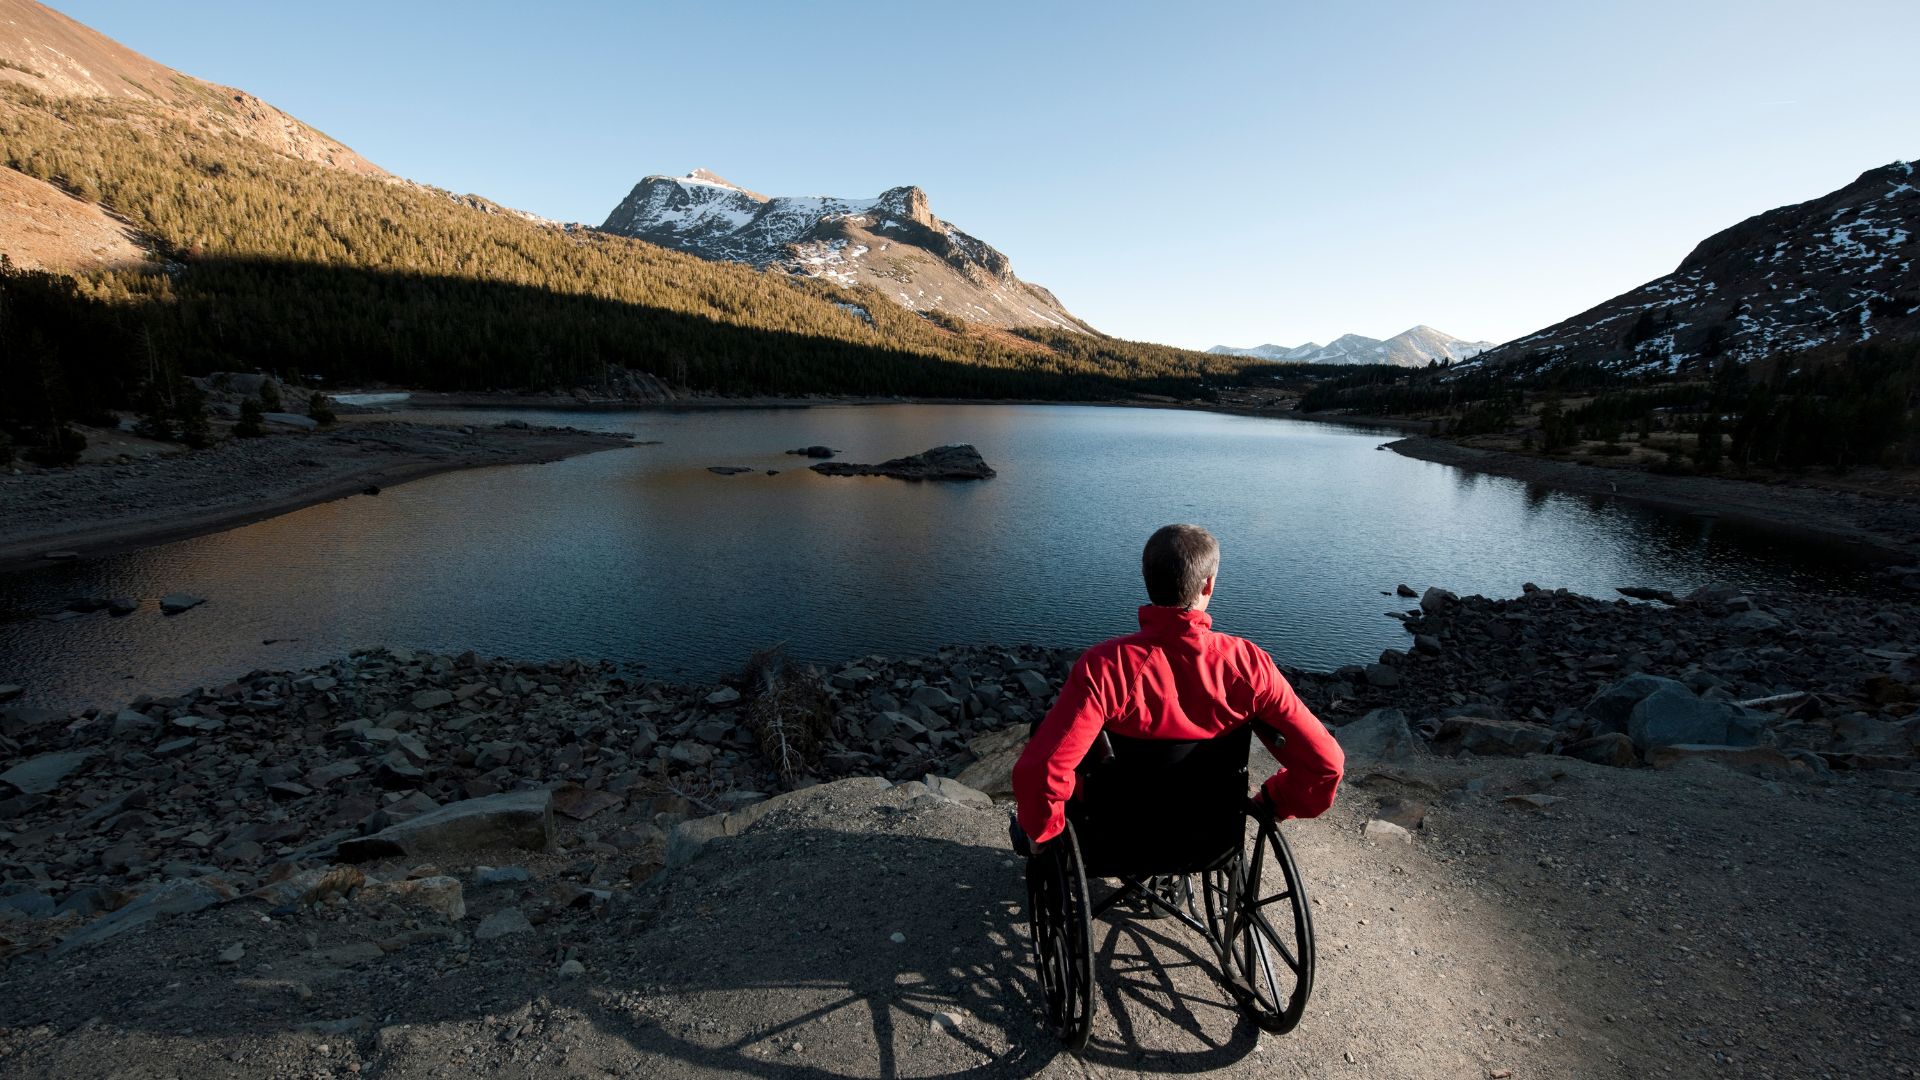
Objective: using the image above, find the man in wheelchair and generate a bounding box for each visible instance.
[1008,523,1345,1046]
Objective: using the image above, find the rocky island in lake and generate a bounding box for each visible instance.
[810,444,997,481]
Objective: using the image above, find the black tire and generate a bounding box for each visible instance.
[1027,820,1095,1050]
[1203,815,1315,1033]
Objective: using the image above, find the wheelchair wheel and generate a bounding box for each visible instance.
[1026,820,1095,1050]
[1201,815,1315,1033]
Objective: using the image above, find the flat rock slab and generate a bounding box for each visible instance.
[56,877,227,954]
[336,789,554,862]
[810,444,995,481]
[0,751,92,795]
[1647,743,1796,775]
[159,593,206,615]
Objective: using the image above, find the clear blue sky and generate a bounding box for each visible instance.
[52,0,1920,351]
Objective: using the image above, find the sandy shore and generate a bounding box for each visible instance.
[1389,435,1920,565]
[0,421,635,574]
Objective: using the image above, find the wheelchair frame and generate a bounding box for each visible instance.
[1022,727,1317,1050]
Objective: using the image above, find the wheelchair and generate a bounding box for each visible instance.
[1017,723,1316,1050]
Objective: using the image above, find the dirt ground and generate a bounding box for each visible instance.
[1,745,1914,1078]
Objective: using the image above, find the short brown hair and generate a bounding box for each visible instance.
[1141,524,1219,607]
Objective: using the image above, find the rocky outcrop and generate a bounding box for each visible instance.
[810,444,996,481]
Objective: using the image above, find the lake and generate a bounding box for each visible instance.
[0,404,1868,714]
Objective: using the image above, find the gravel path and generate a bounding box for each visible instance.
[0,421,634,572]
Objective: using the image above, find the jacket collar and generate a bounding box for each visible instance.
[1137,604,1213,641]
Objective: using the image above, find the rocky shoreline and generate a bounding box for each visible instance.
[1,578,1915,956]
[0,421,637,574]
[1388,435,1920,564]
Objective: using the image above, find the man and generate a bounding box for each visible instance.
[1012,524,1344,847]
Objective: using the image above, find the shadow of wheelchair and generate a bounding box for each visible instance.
[1075,900,1265,1071]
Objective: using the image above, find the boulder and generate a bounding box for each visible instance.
[785,445,835,458]
[1646,744,1796,776]
[1585,674,1690,735]
[956,726,1027,797]
[1721,610,1785,632]
[56,877,227,954]
[1362,819,1413,844]
[922,774,992,807]
[1563,732,1638,767]
[707,466,753,475]
[336,790,555,862]
[1432,716,1555,757]
[0,751,92,795]
[358,876,466,921]
[1628,688,1762,751]
[1419,587,1458,614]
[159,593,205,615]
[410,689,455,710]
[475,907,533,941]
[810,444,996,481]
[1363,663,1401,688]
[1334,709,1423,763]
[107,597,139,616]
[1013,669,1052,698]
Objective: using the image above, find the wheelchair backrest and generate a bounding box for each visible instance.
[1067,723,1259,876]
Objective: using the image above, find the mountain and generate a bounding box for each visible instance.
[0,0,379,177]
[600,172,1092,333]
[1209,326,1494,367]
[1474,160,1919,374]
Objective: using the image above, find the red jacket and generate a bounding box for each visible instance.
[1012,605,1344,844]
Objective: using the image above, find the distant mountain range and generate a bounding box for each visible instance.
[1209,326,1495,367]
[1473,159,1919,373]
[601,171,1091,332]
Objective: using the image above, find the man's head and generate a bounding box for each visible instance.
[1141,524,1220,609]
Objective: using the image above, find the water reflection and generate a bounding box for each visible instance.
[0,404,1871,713]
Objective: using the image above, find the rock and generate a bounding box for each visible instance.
[0,890,55,918]
[247,865,366,908]
[337,790,555,862]
[0,750,91,795]
[262,411,320,430]
[107,597,138,616]
[930,1011,967,1035]
[705,686,741,706]
[159,593,206,615]
[922,774,992,807]
[218,942,246,964]
[410,689,455,710]
[1646,744,1796,776]
[1364,663,1401,688]
[889,931,907,944]
[955,726,1027,797]
[707,466,753,475]
[56,877,227,953]
[1013,669,1052,698]
[1720,610,1785,632]
[474,907,533,941]
[558,958,586,978]
[1372,798,1428,831]
[909,685,958,711]
[785,445,835,458]
[667,742,714,767]
[552,784,623,821]
[472,865,530,886]
[810,444,996,481]
[1564,732,1638,767]
[1396,584,1418,598]
[1419,587,1458,614]
[1363,819,1413,844]
[1616,586,1679,604]
[358,876,466,920]
[1334,709,1423,763]
[1433,716,1555,757]
[1585,674,1691,735]
[1628,688,1761,751]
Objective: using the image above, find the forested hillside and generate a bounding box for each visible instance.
[0,81,1254,460]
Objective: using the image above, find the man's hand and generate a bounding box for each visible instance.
[1247,790,1277,824]
[1008,814,1050,858]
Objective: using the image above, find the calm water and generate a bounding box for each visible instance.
[0,404,1869,713]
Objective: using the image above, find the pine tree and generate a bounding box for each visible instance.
[174,376,211,449]
[258,378,282,412]
[132,381,176,441]
[307,390,336,426]
[234,397,265,439]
